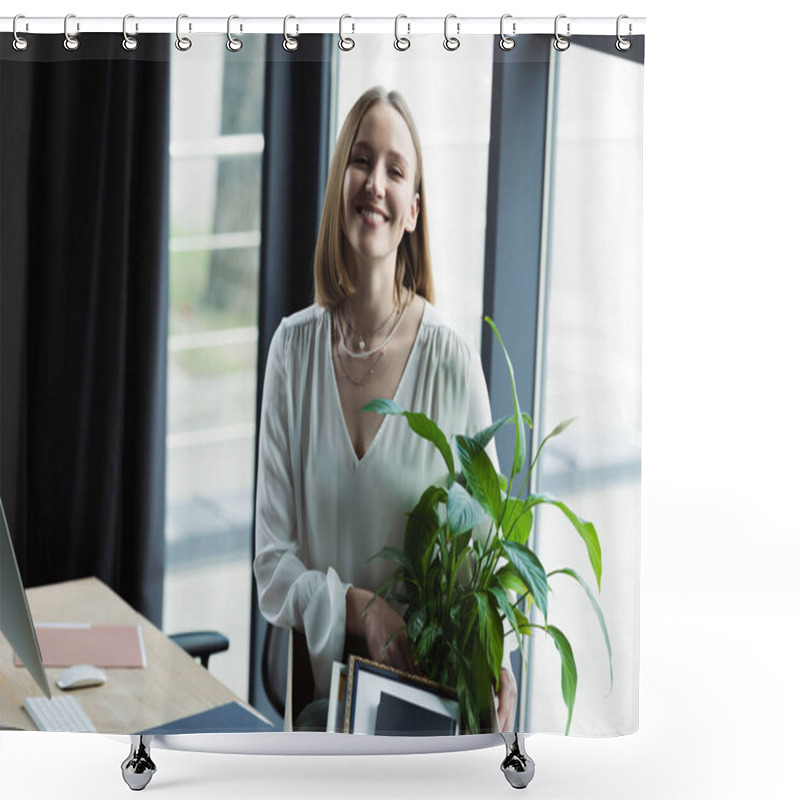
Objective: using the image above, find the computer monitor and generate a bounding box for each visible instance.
[0,498,51,698]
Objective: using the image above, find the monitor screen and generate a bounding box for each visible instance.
[0,499,51,699]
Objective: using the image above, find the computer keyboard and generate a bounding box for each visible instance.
[23,695,98,732]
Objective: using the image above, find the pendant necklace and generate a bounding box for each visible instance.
[341,301,399,353]
[336,291,411,359]
[335,345,385,387]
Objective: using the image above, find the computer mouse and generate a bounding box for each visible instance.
[56,664,107,690]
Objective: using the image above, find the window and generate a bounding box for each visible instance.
[524,44,643,732]
[164,38,266,698]
[334,36,494,350]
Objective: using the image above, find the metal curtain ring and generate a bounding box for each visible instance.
[122,14,138,51]
[63,13,80,51]
[553,14,570,51]
[394,15,410,51]
[616,15,632,51]
[338,15,355,51]
[443,14,460,51]
[499,14,515,51]
[175,14,192,51]
[12,14,29,51]
[283,15,299,51]
[227,15,243,52]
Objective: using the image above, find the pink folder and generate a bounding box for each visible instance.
[14,624,146,668]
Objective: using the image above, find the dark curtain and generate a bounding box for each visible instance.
[0,34,170,626]
[248,35,332,712]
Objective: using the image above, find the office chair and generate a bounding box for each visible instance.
[169,631,230,669]
[260,622,314,723]
[260,624,369,724]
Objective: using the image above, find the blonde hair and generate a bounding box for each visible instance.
[314,86,434,307]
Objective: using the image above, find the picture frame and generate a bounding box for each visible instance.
[342,656,461,736]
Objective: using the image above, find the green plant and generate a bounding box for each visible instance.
[363,317,612,734]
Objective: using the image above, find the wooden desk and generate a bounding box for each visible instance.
[0,577,249,732]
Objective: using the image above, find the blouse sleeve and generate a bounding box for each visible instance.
[252,320,347,696]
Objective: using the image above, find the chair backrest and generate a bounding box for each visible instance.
[260,623,314,723]
[260,625,371,725]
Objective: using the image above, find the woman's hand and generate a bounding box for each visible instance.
[346,587,415,673]
[496,667,518,731]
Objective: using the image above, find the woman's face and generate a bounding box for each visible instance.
[341,102,420,272]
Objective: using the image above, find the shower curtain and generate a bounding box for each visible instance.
[0,19,643,739]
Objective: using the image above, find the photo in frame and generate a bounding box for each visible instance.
[342,656,462,737]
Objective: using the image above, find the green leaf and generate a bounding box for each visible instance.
[528,493,602,590]
[534,624,577,735]
[549,568,613,691]
[475,592,505,684]
[522,412,534,430]
[369,575,402,607]
[500,496,534,545]
[363,398,455,480]
[368,546,412,572]
[458,670,480,735]
[501,541,549,619]
[496,563,528,596]
[471,635,495,727]
[416,624,441,661]
[405,486,447,583]
[513,606,532,635]
[489,585,525,651]
[485,317,526,482]
[455,435,502,521]
[489,585,517,629]
[407,608,425,641]
[446,482,489,536]
[361,397,405,415]
[472,414,514,450]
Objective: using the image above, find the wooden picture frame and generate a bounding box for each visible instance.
[342,656,461,736]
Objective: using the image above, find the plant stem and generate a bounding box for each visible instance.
[513,591,531,609]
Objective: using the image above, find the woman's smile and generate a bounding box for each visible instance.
[357,203,391,226]
[342,101,420,269]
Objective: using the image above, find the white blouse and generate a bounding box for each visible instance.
[253,300,497,694]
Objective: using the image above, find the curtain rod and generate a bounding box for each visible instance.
[1,16,646,37]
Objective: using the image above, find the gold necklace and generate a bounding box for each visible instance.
[336,290,411,359]
[335,341,385,386]
[341,301,399,352]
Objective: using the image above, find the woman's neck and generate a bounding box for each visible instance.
[342,258,404,333]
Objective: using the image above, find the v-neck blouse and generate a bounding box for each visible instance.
[253,301,495,694]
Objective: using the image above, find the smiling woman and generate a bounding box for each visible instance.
[341,102,420,269]
[315,87,433,308]
[253,86,517,733]
[326,91,428,465]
